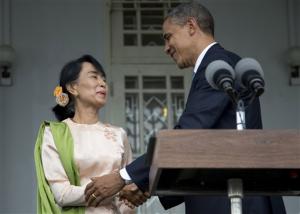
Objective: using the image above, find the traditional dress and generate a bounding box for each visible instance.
[38,118,134,214]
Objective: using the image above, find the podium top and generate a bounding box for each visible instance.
[149,129,300,196]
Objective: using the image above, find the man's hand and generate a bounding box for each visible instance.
[85,172,125,207]
[119,183,150,208]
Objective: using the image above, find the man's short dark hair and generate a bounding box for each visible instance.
[165,2,214,36]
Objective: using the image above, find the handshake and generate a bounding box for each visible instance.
[84,171,150,208]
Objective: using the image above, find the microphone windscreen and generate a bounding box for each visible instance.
[205,60,235,89]
[235,58,264,88]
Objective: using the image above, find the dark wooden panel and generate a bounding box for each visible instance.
[149,129,300,195]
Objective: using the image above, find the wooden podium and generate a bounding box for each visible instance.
[149,129,300,197]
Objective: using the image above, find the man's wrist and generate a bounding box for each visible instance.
[119,168,133,185]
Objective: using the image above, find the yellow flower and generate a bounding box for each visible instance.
[53,86,63,97]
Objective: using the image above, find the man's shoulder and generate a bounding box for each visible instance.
[205,44,241,66]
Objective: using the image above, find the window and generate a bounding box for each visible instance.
[111,0,189,47]
[125,75,185,155]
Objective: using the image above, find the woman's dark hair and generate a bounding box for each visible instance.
[52,54,106,121]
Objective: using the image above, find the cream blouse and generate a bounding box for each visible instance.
[41,118,134,214]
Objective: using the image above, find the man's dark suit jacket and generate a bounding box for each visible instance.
[126,43,286,214]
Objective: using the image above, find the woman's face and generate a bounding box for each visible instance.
[71,62,107,109]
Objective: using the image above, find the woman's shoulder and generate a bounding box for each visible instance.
[38,120,67,129]
[102,123,123,130]
[102,123,126,134]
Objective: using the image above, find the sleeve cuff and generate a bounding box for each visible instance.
[119,168,132,181]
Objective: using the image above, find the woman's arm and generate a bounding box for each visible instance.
[41,127,86,207]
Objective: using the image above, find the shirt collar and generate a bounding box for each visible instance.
[193,42,217,74]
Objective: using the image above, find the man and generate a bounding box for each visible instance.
[85,2,286,213]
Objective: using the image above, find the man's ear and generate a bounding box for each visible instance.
[66,83,78,96]
[186,17,198,36]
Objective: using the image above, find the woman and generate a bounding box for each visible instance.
[34,55,135,214]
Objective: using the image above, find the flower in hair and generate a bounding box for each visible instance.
[53,86,63,97]
[53,86,69,107]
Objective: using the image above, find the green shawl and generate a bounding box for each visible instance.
[34,121,85,214]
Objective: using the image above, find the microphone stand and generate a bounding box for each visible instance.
[236,100,246,130]
[227,86,264,214]
[228,99,246,214]
[227,99,245,214]
[217,78,255,214]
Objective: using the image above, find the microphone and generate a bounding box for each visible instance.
[205,60,237,101]
[235,58,265,97]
